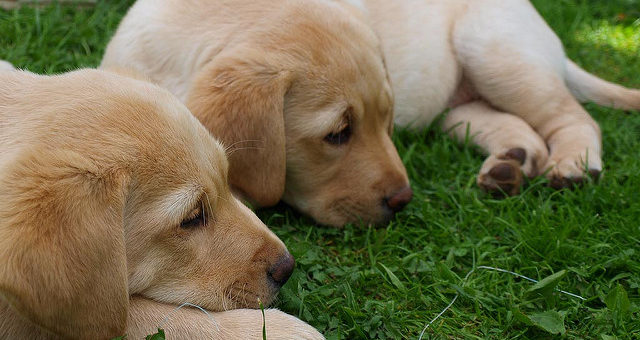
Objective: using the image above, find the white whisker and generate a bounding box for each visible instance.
[223,139,263,153]
[226,146,265,157]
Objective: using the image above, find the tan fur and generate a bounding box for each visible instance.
[0,69,321,339]
[100,0,410,226]
[127,297,323,339]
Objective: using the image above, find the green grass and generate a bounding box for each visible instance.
[2,0,639,338]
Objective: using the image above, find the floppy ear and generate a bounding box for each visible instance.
[186,52,292,207]
[0,149,129,338]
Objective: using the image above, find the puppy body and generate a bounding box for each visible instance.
[358,0,640,192]
[0,69,321,339]
[101,0,411,227]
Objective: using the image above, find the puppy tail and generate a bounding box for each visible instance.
[566,59,640,111]
[0,60,15,72]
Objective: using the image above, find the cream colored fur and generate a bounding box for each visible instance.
[0,60,14,71]
[100,0,411,226]
[0,68,322,339]
[358,0,640,192]
[127,297,323,339]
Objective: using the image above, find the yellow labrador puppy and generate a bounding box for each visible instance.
[352,0,640,194]
[0,67,322,339]
[100,0,412,227]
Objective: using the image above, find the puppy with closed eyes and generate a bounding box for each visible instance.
[352,0,640,194]
[0,65,323,339]
[100,0,412,227]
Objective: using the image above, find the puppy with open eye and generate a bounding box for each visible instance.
[100,0,412,227]
[0,67,323,339]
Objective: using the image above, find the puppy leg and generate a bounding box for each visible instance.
[453,0,602,187]
[127,297,324,340]
[445,101,548,195]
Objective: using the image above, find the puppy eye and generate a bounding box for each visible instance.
[180,206,206,229]
[324,123,351,146]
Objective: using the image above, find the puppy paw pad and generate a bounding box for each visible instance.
[479,160,523,196]
[489,163,517,181]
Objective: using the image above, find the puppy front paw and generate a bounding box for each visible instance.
[262,309,325,340]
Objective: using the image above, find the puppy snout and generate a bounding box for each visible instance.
[268,252,295,287]
[384,186,413,213]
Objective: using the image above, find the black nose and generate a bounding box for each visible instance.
[268,252,295,287]
[384,186,413,213]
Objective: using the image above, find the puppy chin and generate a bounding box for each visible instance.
[287,195,390,227]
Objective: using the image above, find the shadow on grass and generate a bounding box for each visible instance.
[533,0,640,87]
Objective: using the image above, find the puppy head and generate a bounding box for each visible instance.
[0,70,291,338]
[124,120,293,311]
[187,1,410,227]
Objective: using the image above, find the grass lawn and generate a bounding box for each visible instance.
[2,0,639,338]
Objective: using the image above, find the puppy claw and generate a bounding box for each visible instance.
[549,176,571,189]
[549,168,601,189]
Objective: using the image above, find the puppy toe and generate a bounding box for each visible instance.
[497,147,546,178]
[546,152,602,190]
[549,168,601,189]
[549,176,571,189]
[499,147,527,165]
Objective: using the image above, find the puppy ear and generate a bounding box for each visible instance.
[187,53,292,207]
[0,150,129,338]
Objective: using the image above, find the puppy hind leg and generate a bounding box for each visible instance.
[465,67,602,187]
[462,65,602,187]
[444,101,549,195]
[453,1,602,187]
